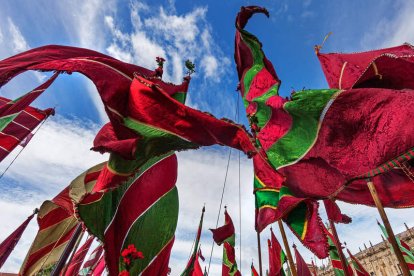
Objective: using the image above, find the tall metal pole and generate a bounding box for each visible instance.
[367,180,410,276]
[60,230,85,276]
[257,231,263,276]
[278,220,297,276]
[327,217,351,276]
[51,224,83,276]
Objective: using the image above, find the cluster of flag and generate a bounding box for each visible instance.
[0,4,414,276]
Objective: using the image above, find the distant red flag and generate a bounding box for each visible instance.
[0,212,36,269]
[91,256,105,276]
[251,263,259,276]
[268,228,286,276]
[347,249,369,276]
[294,246,312,276]
[64,236,94,276]
[80,244,103,275]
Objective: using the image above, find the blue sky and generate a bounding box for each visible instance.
[0,0,414,274]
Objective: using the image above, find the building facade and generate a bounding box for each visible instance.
[317,225,414,276]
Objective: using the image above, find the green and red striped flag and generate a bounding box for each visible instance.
[79,244,104,275]
[78,154,179,275]
[235,6,328,258]
[181,206,205,276]
[378,222,414,273]
[251,263,259,276]
[210,209,241,276]
[268,227,286,276]
[323,227,350,276]
[346,249,369,276]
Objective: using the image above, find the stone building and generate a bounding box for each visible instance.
[317,225,414,276]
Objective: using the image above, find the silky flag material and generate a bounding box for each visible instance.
[181,206,205,276]
[268,228,286,276]
[64,236,94,276]
[346,249,369,276]
[0,45,256,193]
[294,246,312,276]
[79,244,104,276]
[210,209,241,276]
[235,6,328,258]
[78,154,179,276]
[0,96,54,162]
[0,212,35,269]
[378,222,414,273]
[19,163,104,276]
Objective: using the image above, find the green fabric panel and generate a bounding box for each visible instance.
[0,113,18,132]
[224,234,236,247]
[107,118,197,174]
[284,202,307,239]
[255,189,280,209]
[123,187,178,274]
[222,241,239,276]
[78,154,172,240]
[172,92,187,104]
[266,89,338,169]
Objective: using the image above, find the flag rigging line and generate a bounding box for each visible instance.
[0,112,51,181]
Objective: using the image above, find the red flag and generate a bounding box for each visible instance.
[323,200,351,224]
[251,263,259,276]
[91,256,105,276]
[0,212,35,269]
[64,236,94,276]
[346,249,369,276]
[268,228,286,276]
[294,246,312,276]
[79,244,104,275]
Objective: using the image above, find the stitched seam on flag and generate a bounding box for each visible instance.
[259,205,277,210]
[255,176,266,188]
[0,145,10,152]
[139,236,175,275]
[69,58,133,81]
[103,154,174,235]
[276,90,343,170]
[119,185,176,251]
[125,116,192,143]
[105,163,133,176]
[106,106,124,119]
[22,110,43,121]
[11,119,32,131]
[338,62,347,89]
[0,131,21,141]
[301,214,309,240]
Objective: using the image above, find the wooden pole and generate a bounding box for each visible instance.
[367,180,410,276]
[51,223,83,276]
[257,231,263,276]
[327,217,351,276]
[278,220,297,276]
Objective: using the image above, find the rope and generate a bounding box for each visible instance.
[207,93,240,275]
[0,114,51,181]
[207,148,232,275]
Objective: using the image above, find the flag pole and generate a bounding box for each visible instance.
[367,179,410,276]
[51,223,83,276]
[60,230,86,275]
[326,214,350,276]
[278,220,297,276]
[256,231,263,276]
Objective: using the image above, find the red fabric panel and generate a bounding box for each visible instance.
[323,200,351,224]
[210,210,235,245]
[0,213,35,268]
[141,238,175,276]
[317,44,414,89]
[294,247,312,276]
[127,76,256,155]
[103,154,177,275]
[268,228,284,276]
[64,236,94,276]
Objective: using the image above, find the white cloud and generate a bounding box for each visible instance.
[362,1,414,48]
[7,17,29,53]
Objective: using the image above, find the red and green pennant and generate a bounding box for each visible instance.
[251,263,259,276]
[210,209,241,276]
[181,206,205,276]
[78,154,179,276]
[323,226,350,276]
[378,222,414,273]
[268,227,286,276]
[235,6,328,258]
[346,249,369,276]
